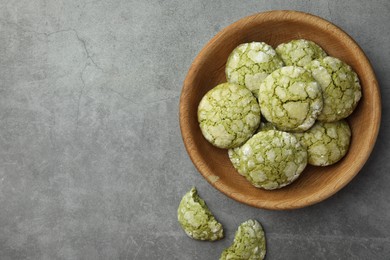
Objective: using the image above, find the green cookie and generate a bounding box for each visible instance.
[230,130,307,190]
[198,83,261,149]
[297,120,351,166]
[177,187,223,241]
[220,219,266,260]
[276,39,327,67]
[305,56,362,122]
[226,42,284,97]
[259,66,323,132]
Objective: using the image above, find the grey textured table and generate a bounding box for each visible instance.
[0,0,389,259]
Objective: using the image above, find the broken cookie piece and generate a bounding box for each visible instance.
[220,219,266,260]
[177,187,224,241]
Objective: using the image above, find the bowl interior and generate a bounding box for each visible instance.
[180,11,381,209]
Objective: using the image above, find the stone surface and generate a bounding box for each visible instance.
[0,0,389,259]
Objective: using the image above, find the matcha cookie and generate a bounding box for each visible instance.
[177,187,223,241]
[198,83,261,149]
[305,57,362,122]
[220,219,266,260]
[297,120,351,166]
[276,39,327,67]
[226,42,284,97]
[259,66,323,132]
[230,130,307,190]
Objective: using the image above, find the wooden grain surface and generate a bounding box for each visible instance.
[179,10,381,210]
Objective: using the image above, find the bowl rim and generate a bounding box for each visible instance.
[179,10,382,210]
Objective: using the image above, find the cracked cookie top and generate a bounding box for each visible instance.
[258,66,323,132]
[225,42,284,97]
[276,39,327,67]
[229,130,307,190]
[198,83,261,149]
[296,120,351,166]
[305,56,362,122]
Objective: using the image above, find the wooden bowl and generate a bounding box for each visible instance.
[179,10,381,210]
